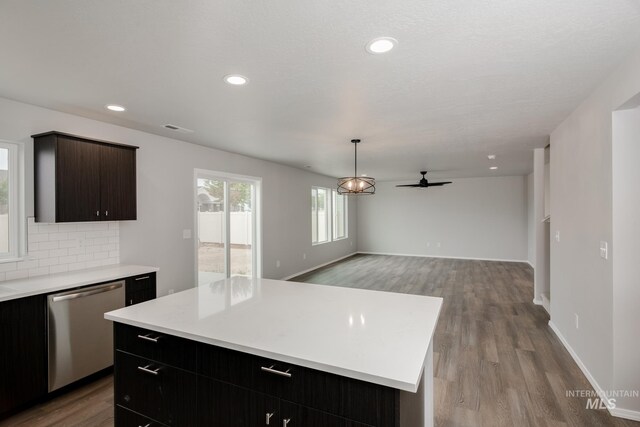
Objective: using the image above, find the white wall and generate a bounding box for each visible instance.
[0,97,357,295]
[357,176,528,261]
[550,44,640,419]
[612,105,640,413]
[527,172,535,267]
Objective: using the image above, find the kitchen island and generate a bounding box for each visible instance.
[105,277,442,426]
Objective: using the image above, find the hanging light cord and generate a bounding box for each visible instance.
[354,141,358,179]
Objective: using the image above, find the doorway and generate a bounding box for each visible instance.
[195,170,261,286]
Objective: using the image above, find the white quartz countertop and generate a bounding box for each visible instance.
[105,277,442,392]
[0,264,159,302]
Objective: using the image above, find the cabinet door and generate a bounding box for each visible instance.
[280,401,370,427]
[115,351,197,426]
[125,274,156,306]
[115,405,167,427]
[0,296,47,416]
[55,137,102,222]
[198,377,280,426]
[100,144,137,221]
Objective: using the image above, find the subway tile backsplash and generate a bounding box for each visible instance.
[0,218,120,282]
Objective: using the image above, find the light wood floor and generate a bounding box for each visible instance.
[2,254,637,427]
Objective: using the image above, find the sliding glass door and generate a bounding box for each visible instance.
[195,171,260,286]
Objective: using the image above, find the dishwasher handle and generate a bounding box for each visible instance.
[51,282,124,303]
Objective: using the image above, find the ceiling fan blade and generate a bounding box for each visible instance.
[426,181,452,186]
[395,184,421,187]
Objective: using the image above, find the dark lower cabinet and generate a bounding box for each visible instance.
[125,273,156,306]
[0,272,156,421]
[114,323,398,426]
[280,401,371,427]
[197,378,371,427]
[197,377,279,426]
[0,295,47,417]
[116,405,167,427]
[115,352,197,426]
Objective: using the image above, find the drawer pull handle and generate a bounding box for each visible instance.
[283,419,291,427]
[266,412,274,425]
[261,365,292,378]
[139,424,151,427]
[135,276,150,281]
[137,364,160,376]
[137,333,160,342]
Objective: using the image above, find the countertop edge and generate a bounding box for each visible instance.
[105,314,422,393]
[0,265,159,303]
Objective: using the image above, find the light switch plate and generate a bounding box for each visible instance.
[183,229,192,239]
[600,241,608,259]
[555,231,560,242]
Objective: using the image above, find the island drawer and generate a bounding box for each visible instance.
[115,351,197,426]
[197,342,399,426]
[115,323,197,371]
[115,405,167,427]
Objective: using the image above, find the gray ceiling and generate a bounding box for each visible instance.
[1,0,640,181]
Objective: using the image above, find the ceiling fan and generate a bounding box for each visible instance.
[396,171,452,188]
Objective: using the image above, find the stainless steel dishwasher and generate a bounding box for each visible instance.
[47,280,125,391]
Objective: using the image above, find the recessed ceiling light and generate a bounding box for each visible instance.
[365,37,397,54]
[105,104,126,112]
[487,154,496,160]
[490,166,498,170]
[361,174,367,177]
[224,74,248,85]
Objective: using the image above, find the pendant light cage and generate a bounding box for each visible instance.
[337,139,376,195]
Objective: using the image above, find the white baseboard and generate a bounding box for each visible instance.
[540,293,550,314]
[548,321,618,414]
[281,252,357,281]
[610,407,640,422]
[526,260,535,269]
[533,298,543,305]
[356,251,528,264]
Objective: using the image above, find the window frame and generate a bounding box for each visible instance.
[311,187,330,245]
[311,186,348,245]
[0,139,26,262]
[193,168,262,284]
[332,189,348,241]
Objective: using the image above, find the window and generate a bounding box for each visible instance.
[0,140,24,261]
[311,187,329,244]
[332,190,347,240]
[312,187,348,244]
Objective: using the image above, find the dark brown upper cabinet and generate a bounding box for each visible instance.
[33,131,138,223]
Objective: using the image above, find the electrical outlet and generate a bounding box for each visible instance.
[182,229,192,239]
[555,231,560,242]
[600,241,608,259]
[303,253,306,260]
[575,313,579,329]
[437,242,441,248]
[426,242,430,247]
[168,289,175,295]
[276,260,281,268]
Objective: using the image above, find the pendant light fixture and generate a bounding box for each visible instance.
[337,139,375,195]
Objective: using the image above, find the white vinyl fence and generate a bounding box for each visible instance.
[198,212,252,245]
